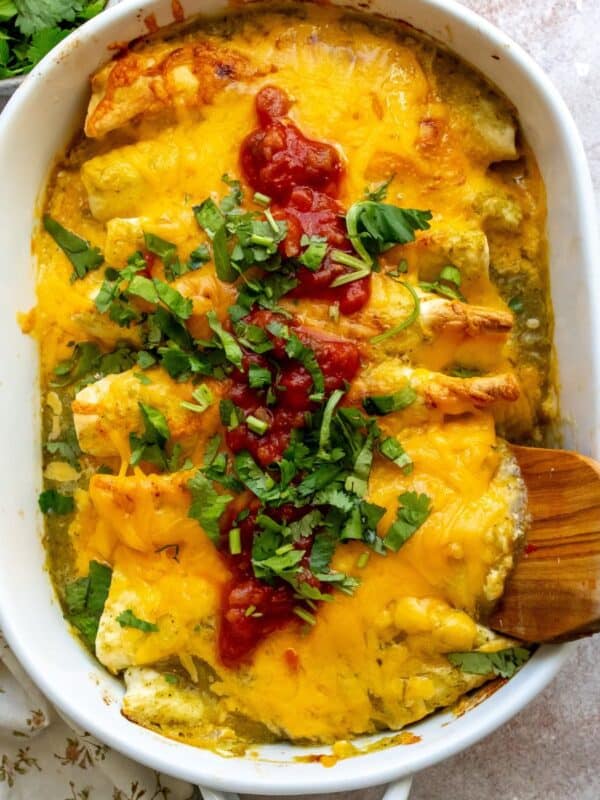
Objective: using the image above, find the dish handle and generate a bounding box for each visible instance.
[199,776,413,799]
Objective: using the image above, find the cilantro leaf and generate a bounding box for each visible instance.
[15,0,78,36]
[64,560,112,649]
[379,436,413,474]
[86,560,113,614]
[385,491,432,551]
[234,451,276,499]
[447,647,530,678]
[207,310,243,369]
[187,471,232,542]
[38,489,74,515]
[284,333,324,399]
[127,275,193,321]
[116,609,159,633]
[248,363,272,389]
[26,27,69,66]
[143,232,182,281]
[420,264,465,302]
[129,402,171,470]
[298,234,328,271]
[43,215,104,280]
[188,243,210,270]
[346,202,431,265]
[309,528,337,572]
[0,2,17,23]
[362,385,417,415]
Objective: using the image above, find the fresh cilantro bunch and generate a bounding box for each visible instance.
[0,1,107,80]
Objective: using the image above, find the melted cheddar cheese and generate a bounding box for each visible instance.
[28,3,554,750]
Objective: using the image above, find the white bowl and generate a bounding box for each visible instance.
[0,1,597,798]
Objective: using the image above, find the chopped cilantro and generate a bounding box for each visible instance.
[298,234,328,271]
[180,384,213,414]
[420,264,466,302]
[447,647,530,678]
[379,436,413,474]
[38,489,74,515]
[362,385,417,415]
[116,609,159,633]
[143,232,181,281]
[64,560,112,649]
[207,311,243,369]
[345,202,432,265]
[384,491,432,551]
[43,216,104,281]
[129,402,171,471]
[187,470,233,543]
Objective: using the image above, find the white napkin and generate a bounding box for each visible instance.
[0,630,196,800]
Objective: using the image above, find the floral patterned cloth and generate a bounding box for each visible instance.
[0,632,198,800]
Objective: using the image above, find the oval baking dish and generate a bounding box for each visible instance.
[0,1,598,798]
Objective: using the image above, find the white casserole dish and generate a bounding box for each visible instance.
[0,1,597,798]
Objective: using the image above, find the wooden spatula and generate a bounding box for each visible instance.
[488,445,600,643]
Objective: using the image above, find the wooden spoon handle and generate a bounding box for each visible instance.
[489,445,600,643]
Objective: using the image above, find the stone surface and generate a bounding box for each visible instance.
[1,1,598,798]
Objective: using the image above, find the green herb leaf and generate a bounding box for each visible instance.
[15,0,79,35]
[193,198,225,238]
[43,216,104,280]
[116,609,159,633]
[508,296,523,313]
[248,363,272,389]
[0,1,17,23]
[140,402,169,441]
[309,529,337,572]
[447,647,530,678]
[419,263,466,301]
[234,451,276,499]
[188,243,210,270]
[362,385,417,415]
[64,560,112,649]
[129,402,171,470]
[187,471,233,542]
[207,310,243,369]
[153,279,193,320]
[26,27,69,66]
[379,436,413,474]
[298,234,328,271]
[143,232,181,281]
[137,350,156,370]
[345,202,432,265]
[38,489,74,515]
[385,491,431,551]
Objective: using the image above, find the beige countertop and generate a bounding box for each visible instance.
[1,2,598,798]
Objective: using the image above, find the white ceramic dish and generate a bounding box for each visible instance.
[0,1,597,798]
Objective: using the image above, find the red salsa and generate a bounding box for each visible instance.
[218,502,322,667]
[240,85,371,314]
[225,309,360,467]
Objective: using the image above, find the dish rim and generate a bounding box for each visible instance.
[0,0,596,792]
